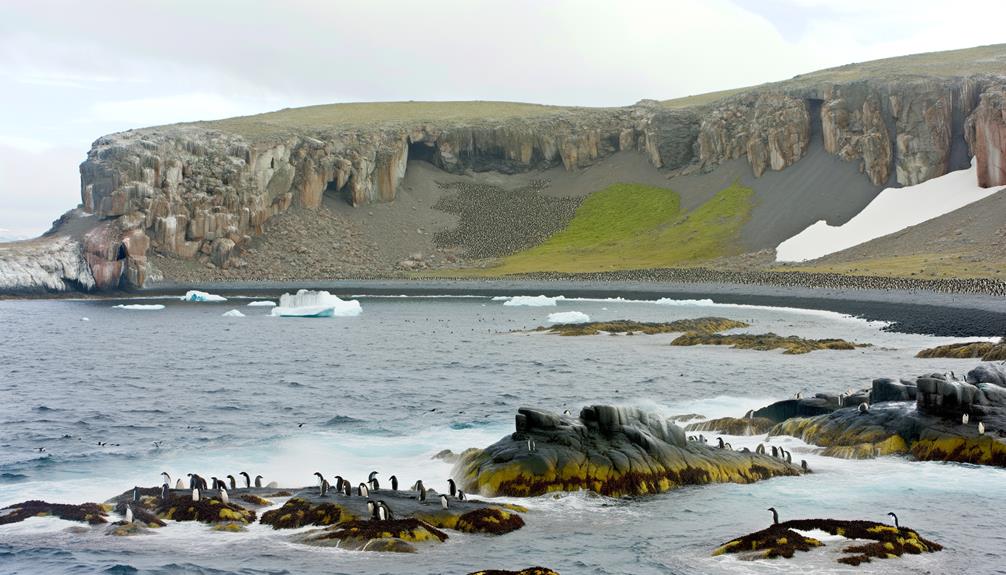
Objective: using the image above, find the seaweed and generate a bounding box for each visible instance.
[0,500,108,525]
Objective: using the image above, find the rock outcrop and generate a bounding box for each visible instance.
[454,406,800,497]
[4,46,1006,293]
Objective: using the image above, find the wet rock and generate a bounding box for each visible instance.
[870,378,917,403]
[456,405,800,497]
[669,332,869,354]
[468,569,560,575]
[916,341,1006,361]
[532,318,749,336]
[0,500,108,525]
[753,397,841,424]
[685,416,776,436]
[298,518,448,552]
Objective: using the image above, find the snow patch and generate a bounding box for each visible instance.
[501,295,565,307]
[270,290,362,318]
[222,309,245,317]
[113,304,165,311]
[246,300,277,307]
[547,311,591,324]
[776,160,1002,262]
[181,290,227,302]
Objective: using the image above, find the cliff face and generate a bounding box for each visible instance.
[4,57,1006,293]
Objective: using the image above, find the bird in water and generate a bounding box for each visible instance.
[979,422,986,435]
[887,512,900,529]
[440,494,450,509]
[389,475,398,491]
[240,472,251,489]
[768,507,779,525]
[858,402,870,414]
[220,487,229,505]
[125,505,134,524]
[448,478,457,497]
[254,475,263,488]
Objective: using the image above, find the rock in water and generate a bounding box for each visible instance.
[455,406,799,497]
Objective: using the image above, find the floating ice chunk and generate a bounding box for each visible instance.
[653,298,715,306]
[181,290,227,302]
[502,295,564,307]
[547,311,590,324]
[270,290,362,318]
[246,300,277,307]
[222,309,245,317]
[80,317,90,322]
[113,304,165,310]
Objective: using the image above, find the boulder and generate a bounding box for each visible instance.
[871,377,917,403]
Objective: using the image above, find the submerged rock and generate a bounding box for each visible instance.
[455,406,800,497]
[714,518,942,566]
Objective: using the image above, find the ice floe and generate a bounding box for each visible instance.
[270,289,362,318]
[113,304,165,311]
[547,311,590,324]
[500,295,565,307]
[181,290,227,302]
[246,301,277,307]
[222,309,245,317]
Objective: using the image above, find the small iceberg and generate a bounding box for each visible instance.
[222,309,245,317]
[247,300,277,307]
[547,311,590,324]
[270,290,362,318]
[113,304,165,311]
[502,295,564,307]
[80,317,90,322]
[181,290,227,302]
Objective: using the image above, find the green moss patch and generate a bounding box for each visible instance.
[259,498,346,529]
[0,500,108,525]
[671,332,869,354]
[534,318,749,336]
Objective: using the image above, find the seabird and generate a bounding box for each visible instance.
[963,413,970,425]
[377,500,391,521]
[188,473,197,489]
[785,451,792,464]
[440,494,449,509]
[724,442,732,450]
[801,460,809,472]
[227,475,237,490]
[220,487,229,505]
[192,488,200,502]
[125,505,134,524]
[717,437,725,449]
[887,512,900,529]
[756,444,765,454]
[416,480,427,502]
[175,479,185,490]
[744,409,754,419]
[320,479,329,497]
[366,499,376,518]
[132,486,141,502]
[741,447,751,453]
[389,475,398,491]
[457,490,466,501]
[313,471,324,487]
[448,478,457,497]
[527,438,536,452]
[979,422,986,435]
[368,471,380,491]
[358,483,370,498]
[343,481,351,497]
[334,475,344,493]
[768,507,779,525]
[161,472,172,486]
[240,472,251,488]
[160,483,170,500]
[771,446,779,458]
[858,402,870,414]
[211,477,222,490]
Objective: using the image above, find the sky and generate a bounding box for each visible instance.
[1,0,1004,239]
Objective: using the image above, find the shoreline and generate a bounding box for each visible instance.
[6,277,998,337]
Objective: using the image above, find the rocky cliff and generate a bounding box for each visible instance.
[5,45,1006,293]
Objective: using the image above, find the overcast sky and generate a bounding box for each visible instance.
[2,0,1004,238]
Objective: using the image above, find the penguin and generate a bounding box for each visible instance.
[368,470,379,484]
[313,471,324,488]
[161,472,171,486]
[979,422,986,435]
[838,393,846,407]
[744,409,754,419]
[125,504,134,524]
[334,475,344,493]
[254,475,263,488]
[724,442,732,450]
[801,459,810,472]
[768,507,779,525]
[717,437,725,449]
[448,478,457,497]
[457,490,466,501]
[756,443,765,455]
[440,494,449,510]
[377,500,390,521]
[220,487,229,505]
[188,473,197,489]
[771,446,779,458]
[366,499,376,519]
[160,483,170,501]
[192,488,201,502]
[527,438,536,452]
[963,413,970,425]
[785,451,792,464]
[389,475,398,491]
[369,478,379,492]
[227,475,237,490]
[211,477,222,490]
[343,480,352,497]
[197,475,208,490]
[699,434,706,444]
[358,483,370,498]
[858,402,870,414]
[887,512,899,529]
[132,486,141,503]
[240,471,251,489]
[175,478,185,490]
[416,480,427,502]
[320,479,329,498]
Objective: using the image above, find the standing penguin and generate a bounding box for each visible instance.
[320,479,330,497]
[125,505,134,524]
[416,480,427,502]
[440,494,449,510]
[389,475,398,491]
[175,478,185,490]
[368,471,380,491]
[457,490,466,501]
[254,475,263,488]
[887,512,900,529]
[161,472,172,486]
[358,483,370,498]
[192,488,200,502]
[334,475,344,493]
[160,483,170,501]
[132,486,141,503]
[220,487,230,505]
[240,471,251,489]
[366,499,377,519]
[447,478,457,497]
[226,475,237,490]
[377,500,391,521]
[768,507,779,525]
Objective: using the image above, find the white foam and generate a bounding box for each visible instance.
[222,309,245,317]
[246,300,277,307]
[181,290,227,302]
[547,311,590,324]
[112,304,164,310]
[777,159,1002,262]
[270,289,362,318]
[501,295,564,307]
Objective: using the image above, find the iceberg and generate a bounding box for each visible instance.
[222,309,245,317]
[270,290,362,318]
[181,290,227,302]
[247,300,277,307]
[502,295,564,307]
[547,311,590,324]
[113,304,165,310]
